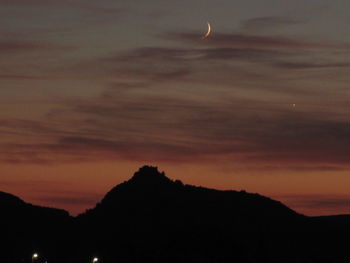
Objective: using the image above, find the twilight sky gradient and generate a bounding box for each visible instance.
[1,0,350,216]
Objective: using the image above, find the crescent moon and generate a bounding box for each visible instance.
[203,22,211,38]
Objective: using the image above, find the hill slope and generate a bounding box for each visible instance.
[1,166,349,263]
[76,166,306,263]
[80,166,301,226]
[0,191,71,262]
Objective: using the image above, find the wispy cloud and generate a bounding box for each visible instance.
[35,193,101,207]
[166,32,336,50]
[1,90,350,169]
[0,0,123,14]
[0,74,55,80]
[272,61,350,69]
[0,39,69,53]
[1,22,350,171]
[241,16,304,33]
[275,194,350,216]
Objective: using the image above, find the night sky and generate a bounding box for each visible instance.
[1,0,350,216]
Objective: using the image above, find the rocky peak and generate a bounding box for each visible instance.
[129,165,172,185]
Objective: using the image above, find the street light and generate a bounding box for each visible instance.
[32,253,38,263]
[92,257,98,263]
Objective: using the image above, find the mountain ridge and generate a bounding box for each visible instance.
[1,165,349,263]
[80,165,301,222]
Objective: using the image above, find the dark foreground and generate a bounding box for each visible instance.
[1,166,349,263]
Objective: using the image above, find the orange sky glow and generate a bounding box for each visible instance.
[1,0,350,216]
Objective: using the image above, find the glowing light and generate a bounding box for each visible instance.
[203,22,211,38]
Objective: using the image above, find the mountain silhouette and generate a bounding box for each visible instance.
[0,191,71,263]
[80,166,301,227]
[0,191,25,206]
[1,166,349,263]
[0,191,69,219]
